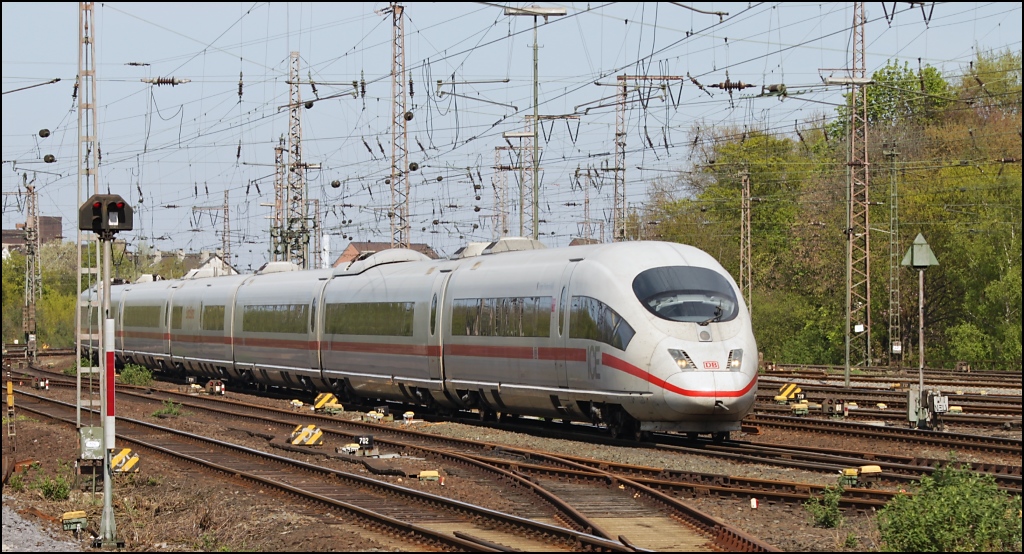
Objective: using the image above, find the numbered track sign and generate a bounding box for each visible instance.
[357,435,375,451]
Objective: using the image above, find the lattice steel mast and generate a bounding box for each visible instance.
[270,136,286,261]
[21,177,41,360]
[386,3,411,248]
[76,1,103,430]
[192,190,231,262]
[886,146,902,366]
[613,75,684,240]
[284,52,309,267]
[740,171,752,315]
[493,147,511,238]
[848,1,872,368]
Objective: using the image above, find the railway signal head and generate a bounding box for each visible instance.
[79,194,133,233]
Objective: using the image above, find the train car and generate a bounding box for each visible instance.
[85,238,757,439]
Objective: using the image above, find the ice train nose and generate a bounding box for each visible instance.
[663,370,754,419]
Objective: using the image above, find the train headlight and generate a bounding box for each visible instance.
[668,349,695,371]
[727,349,744,371]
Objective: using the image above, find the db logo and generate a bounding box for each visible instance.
[703,361,720,370]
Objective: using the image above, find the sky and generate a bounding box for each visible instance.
[3,2,1021,272]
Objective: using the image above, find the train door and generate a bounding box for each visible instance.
[162,298,172,363]
[309,277,331,376]
[554,261,579,392]
[426,270,453,384]
[227,276,256,374]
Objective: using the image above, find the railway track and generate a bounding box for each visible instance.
[756,385,1022,406]
[464,410,1022,493]
[761,366,1022,391]
[16,366,1022,490]
[744,413,1022,457]
[14,391,641,553]
[16,386,778,552]
[754,402,1022,428]
[131,387,900,511]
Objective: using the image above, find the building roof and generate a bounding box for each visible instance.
[332,241,439,266]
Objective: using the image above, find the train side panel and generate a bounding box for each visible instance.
[166,275,248,380]
[321,262,444,403]
[117,281,176,370]
[231,270,330,390]
[441,253,569,419]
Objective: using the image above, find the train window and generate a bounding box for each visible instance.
[242,304,309,334]
[123,305,163,328]
[324,302,415,336]
[569,296,635,351]
[170,306,183,330]
[451,296,552,337]
[430,294,438,336]
[201,305,225,331]
[632,266,739,324]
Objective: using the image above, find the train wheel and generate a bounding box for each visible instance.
[607,409,639,440]
[479,409,497,422]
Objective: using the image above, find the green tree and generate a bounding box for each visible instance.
[829,59,953,139]
[956,48,1022,115]
[877,461,1022,552]
[2,251,27,344]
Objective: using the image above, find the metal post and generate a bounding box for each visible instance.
[504,5,564,238]
[844,174,853,389]
[519,148,525,237]
[918,268,925,393]
[531,15,539,240]
[99,233,116,546]
[903,233,937,425]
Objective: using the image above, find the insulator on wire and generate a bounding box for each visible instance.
[710,79,755,91]
[142,77,191,86]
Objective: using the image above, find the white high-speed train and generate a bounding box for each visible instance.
[87,238,757,439]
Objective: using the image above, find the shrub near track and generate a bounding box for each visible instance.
[118,363,153,386]
[877,458,1023,552]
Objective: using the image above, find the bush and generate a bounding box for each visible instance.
[805,483,845,528]
[7,473,25,493]
[877,459,1023,552]
[152,400,183,418]
[119,363,153,386]
[65,356,96,376]
[36,473,71,501]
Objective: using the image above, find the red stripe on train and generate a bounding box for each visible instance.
[115,333,754,398]
[602,353,756,398]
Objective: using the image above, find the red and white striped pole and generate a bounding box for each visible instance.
[99,233,117,544]
[104,317,115,444]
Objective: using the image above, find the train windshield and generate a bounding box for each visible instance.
[632,266,739,324]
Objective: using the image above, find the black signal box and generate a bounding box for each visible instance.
[79,194,133,233]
